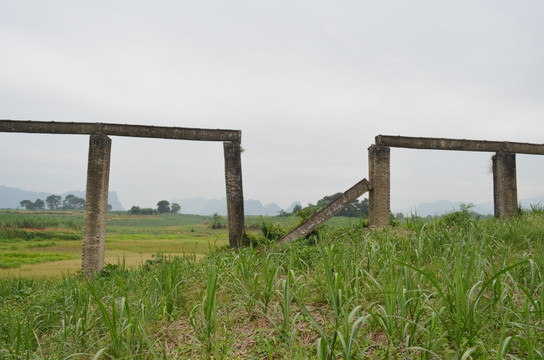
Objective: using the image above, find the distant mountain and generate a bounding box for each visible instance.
[172,197,284,216]
[285,201,302,213]
[519,195,544,210]
[0,185,124,210]
[396,195,544,217]
[396,200,494,217]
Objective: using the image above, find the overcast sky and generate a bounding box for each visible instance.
[1,1,543,211]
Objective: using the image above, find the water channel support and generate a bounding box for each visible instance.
[368,144,391,227]
[224,141,247,247]
[493,151,518,218]
[82,134,112,276]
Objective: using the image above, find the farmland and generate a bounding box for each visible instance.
[0,211,235,278]
[1,209,544,358]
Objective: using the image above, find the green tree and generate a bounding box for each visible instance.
[63,194,85,210]
[157,200,170,214]
[170,203,181,214]
[128,205,142,214]
[46,195,62,210]
[19,200,35,210]
[211,213,224,229]
[34,198,46,211]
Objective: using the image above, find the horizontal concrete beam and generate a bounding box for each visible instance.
[376,135,544,155]
[0,120,241,142]
[278,179,370,244]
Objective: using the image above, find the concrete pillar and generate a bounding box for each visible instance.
[493,151,518,218]
[369,145,391,227]
[223,141,247,247]
[82,134,111,276]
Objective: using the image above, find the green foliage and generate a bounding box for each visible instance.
[441,203,480,226]
[127,205,157,215]
[170,202,181,214]
[1,213,544,358]
[211,213,225,229]
[19,199,35,210]
[0,229,81,241]
[45,195,62,210]
[259,216,287,240]
[156,200,170,214]
[0,211,83,230]
[19,195,84,211]
[0,252,73,268]
[62,194,85,210]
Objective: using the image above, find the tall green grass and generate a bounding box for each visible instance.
[1,213,544,358]
[0,211,83,230]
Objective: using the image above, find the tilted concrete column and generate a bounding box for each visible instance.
[368,145,391,227]
[82,134,111,276]
[492,151,518,218]
[223,141,247,247]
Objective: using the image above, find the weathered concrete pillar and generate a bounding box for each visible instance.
[223,141,247,247]
[369,145,391,227]
[82,134,111,276]
[493,151,518,218]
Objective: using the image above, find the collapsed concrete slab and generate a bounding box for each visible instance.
[278,179,370,244]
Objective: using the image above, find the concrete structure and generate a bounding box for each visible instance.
[368,145,391,227]
[0,120,240,142]
[278,179,370,244]
[224,141,247,247]
[493,151,518,218]
[82,134,111,275]
[376,135,544,155]
[0,119,245,275]
[369,135,544,225]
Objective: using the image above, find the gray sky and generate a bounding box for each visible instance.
[1,1,543,210]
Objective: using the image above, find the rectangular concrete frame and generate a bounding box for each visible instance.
[278,179,370,244]
[0,119,245,275]
[369,135,544,225]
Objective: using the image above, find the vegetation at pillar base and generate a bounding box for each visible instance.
[2,210,544,358]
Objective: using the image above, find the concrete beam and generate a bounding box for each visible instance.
[82,134,111,276]
[223,141,247,247]
[278,179,370,244]
[369,145,391,227]
[0,119,241,142]
[376,135,544,155]
[493,151,518,218]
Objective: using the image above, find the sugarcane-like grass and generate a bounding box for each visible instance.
[1,211,544,359]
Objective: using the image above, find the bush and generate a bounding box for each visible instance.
[259,216,287,241]
[441,203,479,226]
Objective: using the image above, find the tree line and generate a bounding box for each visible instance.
[128,200,180,215]
[19,194,88,211]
